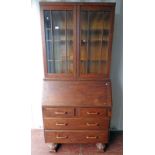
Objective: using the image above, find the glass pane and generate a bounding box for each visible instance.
[80,10,111,75]
[80,11,88,74]
[67,11,73,73]
[44,10,73,74]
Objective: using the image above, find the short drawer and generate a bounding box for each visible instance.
[44,130,109,143]
[43,107,74,118]
[79,108,108,118]
[43,118,109,130]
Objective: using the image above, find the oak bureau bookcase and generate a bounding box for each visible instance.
[40,2,115,152]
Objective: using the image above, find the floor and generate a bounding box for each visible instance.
[31,129,123,155]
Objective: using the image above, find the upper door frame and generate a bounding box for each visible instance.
[76,3,115,80]
[40,3,77,80]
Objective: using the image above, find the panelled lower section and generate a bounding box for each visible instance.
[44,130,109,143]
[42,80,112,145]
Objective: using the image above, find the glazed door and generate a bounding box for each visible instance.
[41,5,76,79]
[78,5,115,79]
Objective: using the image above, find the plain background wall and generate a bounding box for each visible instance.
[110,0,123,130]
[31,0,123,130]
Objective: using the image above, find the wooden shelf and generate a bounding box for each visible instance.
[81,29,110,35]
[46,40,73,43]
[80,59,107,62]
[81,40,108,45]
[48,60,73,62]
[45,28,73,33]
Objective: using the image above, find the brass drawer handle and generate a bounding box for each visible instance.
[87,112,99,115]
[56,136,68,139]
[86,136,98,139]
[56,123,68,126]
[86,123,99,126]
[54,111,67,115]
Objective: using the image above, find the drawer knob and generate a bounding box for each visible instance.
[54,111,67,115]
[87,112,99,115]
[56,136,68,139]
[86,123,99,126]
[86,136,98,139]
[105,82,108,86]
[56,123,68,126]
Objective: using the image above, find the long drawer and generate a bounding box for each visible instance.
[44,130,109,143]
[43,118,109,130]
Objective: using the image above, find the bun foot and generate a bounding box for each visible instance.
[96,143,106,152]
[47,143,58,152]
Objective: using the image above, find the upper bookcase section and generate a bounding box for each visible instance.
[40,2,115,80]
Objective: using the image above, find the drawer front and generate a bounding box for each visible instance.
[43,107,74,117]
[44,118,109,130]
[44,130,109,143]
[79,108,108,117]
